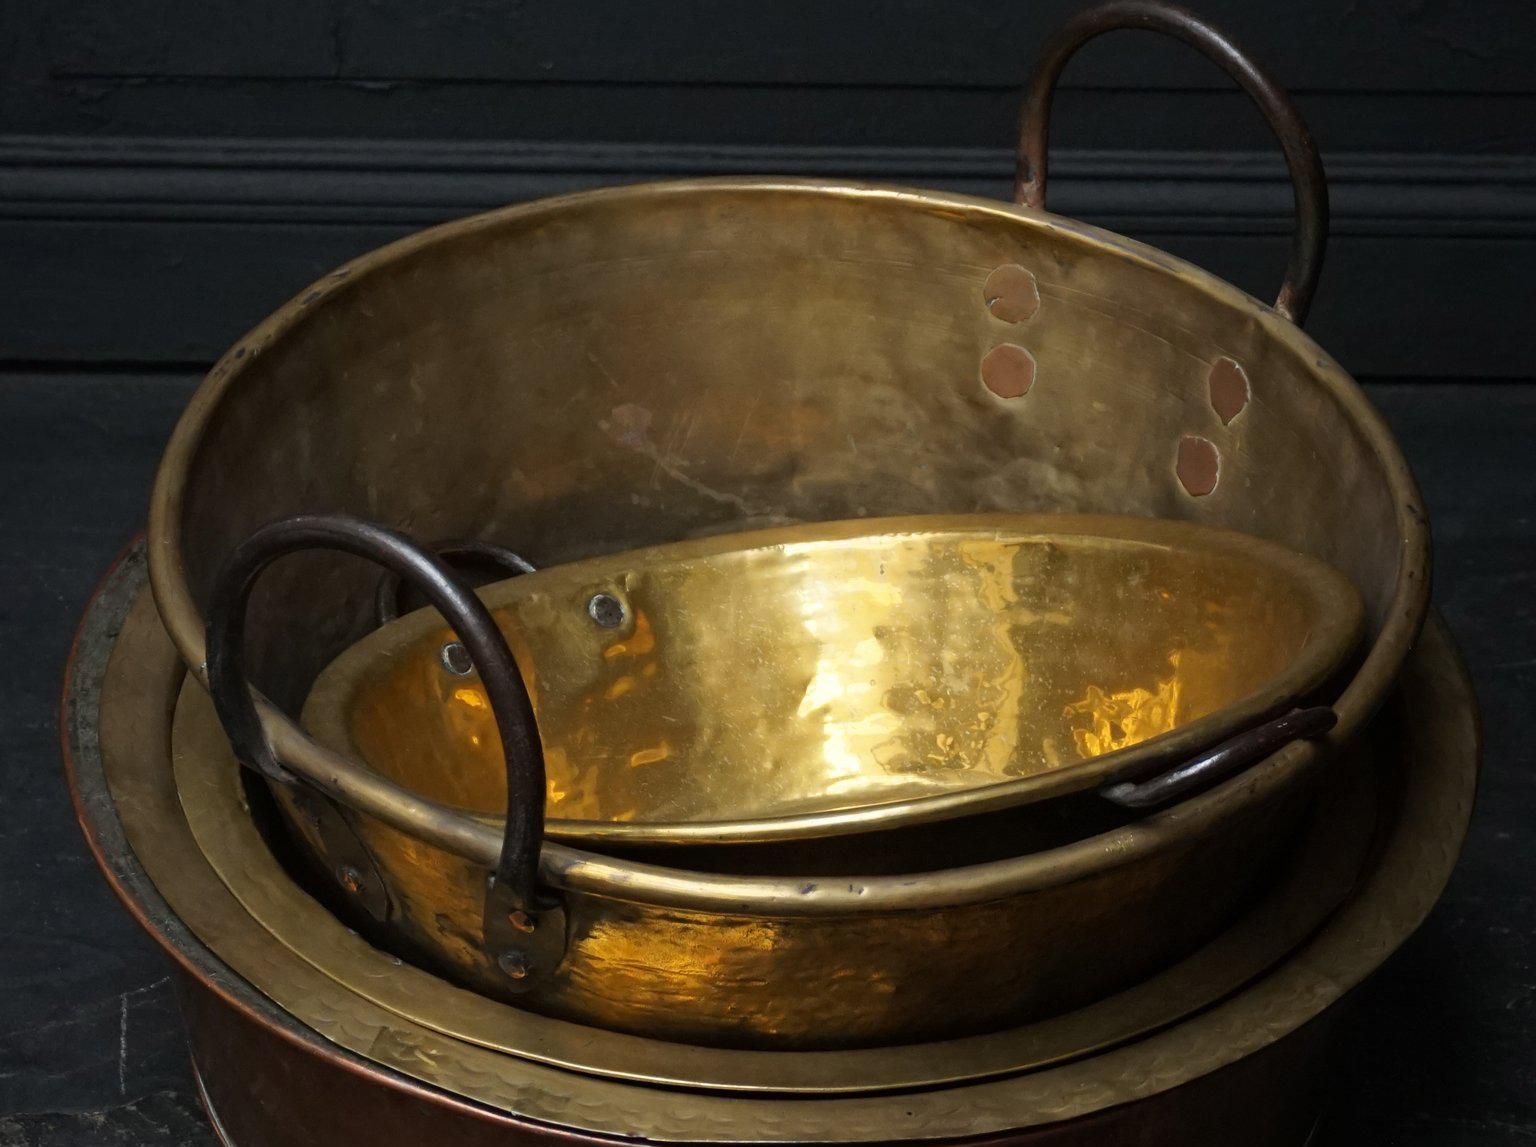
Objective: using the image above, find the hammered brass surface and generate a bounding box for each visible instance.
[182,659,1374,1091]
[304,514,1362,844]
[79,571,1478,1139]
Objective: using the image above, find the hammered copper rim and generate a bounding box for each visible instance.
[65,555,1477,1140]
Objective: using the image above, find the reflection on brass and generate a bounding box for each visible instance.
[69,570,1479,1138]
[305,514,1362,846]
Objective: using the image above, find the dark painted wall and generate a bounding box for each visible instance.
[2,0,1533,375]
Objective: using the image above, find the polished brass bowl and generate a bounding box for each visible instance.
[302,514,1362,846]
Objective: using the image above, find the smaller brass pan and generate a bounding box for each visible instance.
[200,511,1362,1047]
[303,513,1363,848]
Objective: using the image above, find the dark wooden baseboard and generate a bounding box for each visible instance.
[3,136,1532,377]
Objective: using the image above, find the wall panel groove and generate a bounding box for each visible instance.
[1,136,1531,376]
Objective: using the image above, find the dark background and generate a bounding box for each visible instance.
[1,2,1534,1144]
[3,0,1535,378]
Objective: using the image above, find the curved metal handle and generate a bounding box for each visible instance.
[205,514,556,977]
[1101,705,1336,809]
[374,538,536,628]
[1015,0,1328,325]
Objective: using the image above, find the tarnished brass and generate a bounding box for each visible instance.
[66,566,1478,1138]
[304,513,1362,844]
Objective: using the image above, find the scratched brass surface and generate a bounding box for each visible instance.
[304,514,1361,843]
[73,568,1478,1137]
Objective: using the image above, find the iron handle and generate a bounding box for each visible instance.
[373,538,536,628]
[1015,0,1329,325]
[1101,705,1337,809]
[204,514,559,979]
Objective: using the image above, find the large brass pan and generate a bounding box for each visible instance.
[142,1,1427,1047]
[194,512,1343,1050]
[301,514,1362,846]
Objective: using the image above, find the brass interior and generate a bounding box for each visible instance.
[304,514,1362,840]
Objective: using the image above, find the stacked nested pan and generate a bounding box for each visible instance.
[65,4,1474,1144]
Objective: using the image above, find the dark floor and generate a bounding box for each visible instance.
[0,372,1531,1146]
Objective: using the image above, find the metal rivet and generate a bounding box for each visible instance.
[982,264,1041,323]
[439,641,473,675]
[980,343,1037,399]
[507,910,537,933]
[498,951,531,980]
[337,865,366,895]
[1207,356,1250,425]
[587,592,625,629]
[1176,434,1221,497]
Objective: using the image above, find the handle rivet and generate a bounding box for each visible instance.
[439,641,474,675]
[587,592,625,629]
[337,865,366,895]
[497,951,532,980]
[507,909,536,933]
